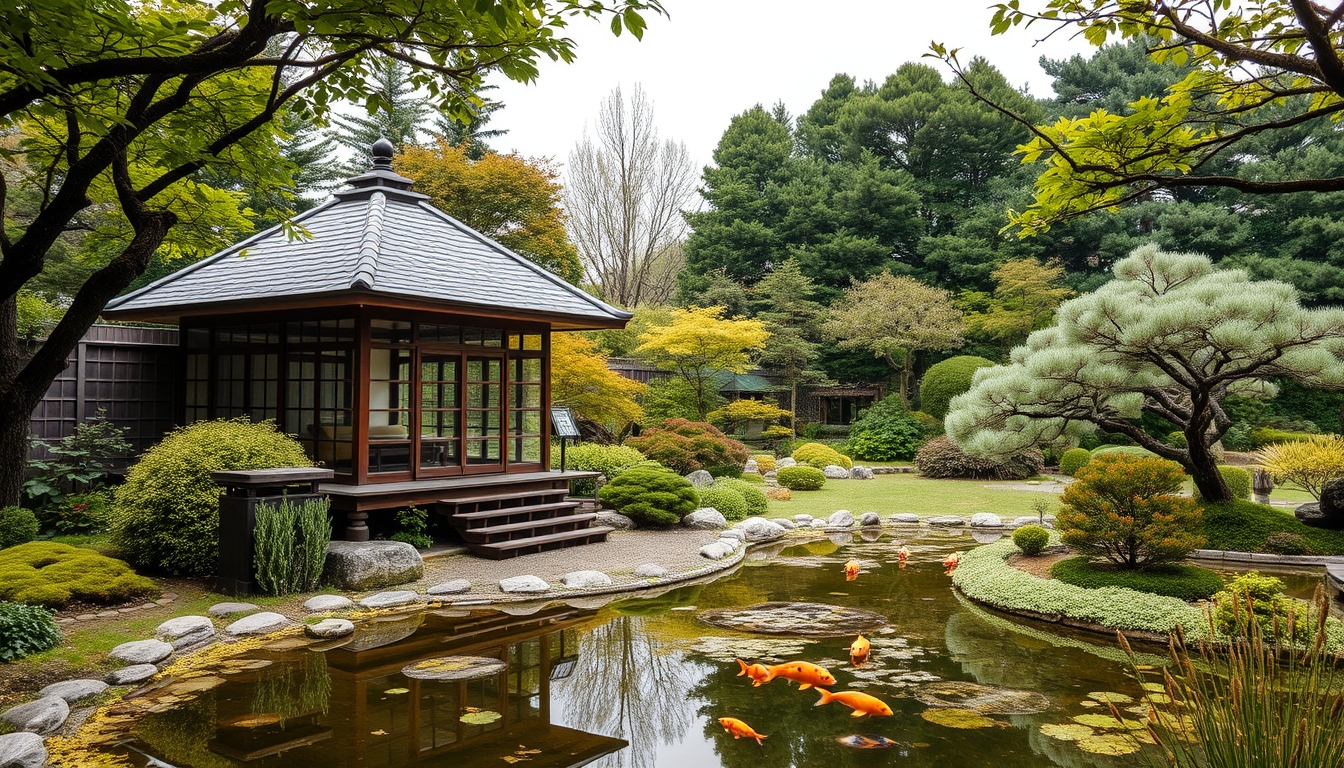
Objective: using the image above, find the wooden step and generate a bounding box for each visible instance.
[468,526,615,560]
[449,500,581,525]
[459,513,598,543]
[438,488,567,508]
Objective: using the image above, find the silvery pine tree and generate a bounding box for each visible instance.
[945,246,1344,501]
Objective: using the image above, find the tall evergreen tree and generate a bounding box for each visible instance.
[329,56,432,161]
[751,259,832,436]
[432,85,508,161]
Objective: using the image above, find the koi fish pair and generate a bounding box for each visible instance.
[735,659,836,689]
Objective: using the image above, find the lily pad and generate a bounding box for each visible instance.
[914,681,1050,715]
[919,707,1001,729]
[1073,714,1147,731]
[685,636,815,663]
[1040,723,1096,742]
[1145,693,1173,705]
[460,710,502,725]
[1076,732,1151,755]
[403,655,505,682]
[1086,691,1135,704]
[384,688,409,695]
[698,602,888,637]
[1141,682,1166,693]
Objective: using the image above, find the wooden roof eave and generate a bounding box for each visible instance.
[99,287,631,331]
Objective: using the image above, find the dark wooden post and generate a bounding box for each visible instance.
[212,467,335,596]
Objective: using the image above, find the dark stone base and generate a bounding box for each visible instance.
[1294,502,1344,529]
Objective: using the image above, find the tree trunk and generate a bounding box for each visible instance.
[898,349,911,409]
[1186,426,1231,502]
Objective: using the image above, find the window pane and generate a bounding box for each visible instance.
[371,319,412,343]
[522,334,543,351]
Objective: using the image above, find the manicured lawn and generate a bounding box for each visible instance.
[764,473,1063,520]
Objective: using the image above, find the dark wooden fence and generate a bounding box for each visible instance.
[29,324,179,467]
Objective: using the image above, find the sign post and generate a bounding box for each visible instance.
[550,406,581,472]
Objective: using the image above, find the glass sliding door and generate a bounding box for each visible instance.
[419,353,461,474]
[368,347,414,474]
[508,356,544,467]
[464,355,503,472]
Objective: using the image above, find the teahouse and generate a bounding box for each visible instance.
[104,139,629,558]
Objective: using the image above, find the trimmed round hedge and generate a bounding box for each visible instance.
[0,542,157,607]
[1058,448,1092,477]
[919,355,994,420]
[1048,556,1223,602]
[697,485,749,522]
[553,443,648,495]
[1012,525,1050,556]
[596,466,698,526]
[713,478,769,518]
[0,506,39,549]
[777,465,826,491]
[791,442,851,470]
[111,418,314,576]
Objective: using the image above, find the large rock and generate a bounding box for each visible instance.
[108,639,173,665]
[888,513,920,524]
[926,515,967,527]
[323,540,424,591]
[793,514,814,525]
[699,540,736,560]
[969,512,1004,528]
[735,517,787,542]
[427,579,472,596]
[1,697,68,735]
[1295,502,1340,528]
[719,528,746,542]
[359,590,419,610]
[823,464,850,479]
[682,507,728,530]
[743,459,759,474]
[634,563,668,578]
[105,664,158,686]
[304,594,355,612]
[1321,477,1344,517]
[155,615,215,650]
[827,510,855,528]
[207,602,258,617]
[561,570,613,589]
[39,679,107,704]
[595,510,636,530]
[850,466,875,480]
[772,517,796,530]
[0,732,46,768]
[858,512,881,526]
[305,619,355,639]
[223,612,289,637]
[685,470,715,488]
[499,575,550,594]
[776,457,797,469]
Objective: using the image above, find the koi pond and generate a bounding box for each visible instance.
[82,529,1325,768]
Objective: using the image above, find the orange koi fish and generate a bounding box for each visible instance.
[718,717,768,745]
[815,688,894,718]
[844,559,861,581]
[735,658,773,686]
[943,551,961,572]
[896,547,910,563]
[766,661,836,690]
[849,635,870,665]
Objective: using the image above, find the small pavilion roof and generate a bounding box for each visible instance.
[104,139,630,330]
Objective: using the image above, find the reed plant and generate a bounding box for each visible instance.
[254,497,331,595]
[1119,585,1344,768]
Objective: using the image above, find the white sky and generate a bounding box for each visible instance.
[487,0,1093,173]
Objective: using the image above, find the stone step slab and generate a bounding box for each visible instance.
[108,639,173,665]
[1,696,68,735]
[38,679,107,704]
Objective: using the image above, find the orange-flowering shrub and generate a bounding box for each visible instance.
[1057,453,1205,570]
[623,419,750,476]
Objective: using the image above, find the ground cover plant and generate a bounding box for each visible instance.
[111,419,313,577]
[1049,556,1222,601]
[0,602,63,662]
[1200,500,1344,555]
[597,466,698,526]
[776,465,826,491]
[914,436,1043,480]
[623,419,750,476]
[0,542,156,607]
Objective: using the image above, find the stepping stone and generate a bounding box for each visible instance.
[303,594,354,612]
[499,575,549,594]
[105,664,158,686]
[926,515,967,527]
[719,528,745,542]
[1,696,69,735]
[155,615,216,649]
[304,619,355,639]
[223,612,290,637]
[699,541,736,560]
[560,570,612,589]
[38,679,107,704]
[402,656,506,682]
[827,510,855,527]
[426,579,472,596]
[208,602,259,617]
[108,639,173,665]
[0,732,46,768]
[859,512,881,526]
[634,564,668,578]
[888,513,920,524]
[358,590,419,609]
[969,512,1004,528]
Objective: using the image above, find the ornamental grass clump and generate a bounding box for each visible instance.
[597,466,698,526]
[1120,585,1344,768]
[1058,453,1204,570]
[254,498,332,595]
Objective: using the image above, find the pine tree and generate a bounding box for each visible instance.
[329,56,431,163]
[431,85,508,161]
[752,259,832,435]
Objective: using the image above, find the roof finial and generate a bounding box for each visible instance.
[371,137,395,169]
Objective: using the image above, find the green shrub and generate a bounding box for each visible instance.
[111,418,313,576]
[1058,448,1092,476]
[913,436,1044,480]
[919,355,995,420]
[776,465,826,491]
[1091,445,1161,459]
[38,491,111,536]
[1251,427,1318,448]
[697,485,749,522]
[390,504,432,550]
[1012,525,1050,556]
[254,497,332,596]
[847,395,931,461]
[553,443,648,495]
[623,419,750,475]
[791,442,852,469]
[1213,571,1308,641]
[1192,465,1252,502]
[24,415,130,513]
[1264,531,1311,555]
[714,478,769,517]
[0,542,156,607]
[0,506,39,549]
[0,602,63,662]
[752,454,776,473]
[1222,422,1255,451]
[1049,556,1223,601]
[597,466,699,526]
[1059,454,1205,569]
[1200,500,1344,555]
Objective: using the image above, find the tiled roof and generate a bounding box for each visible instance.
[104,147,630,330]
